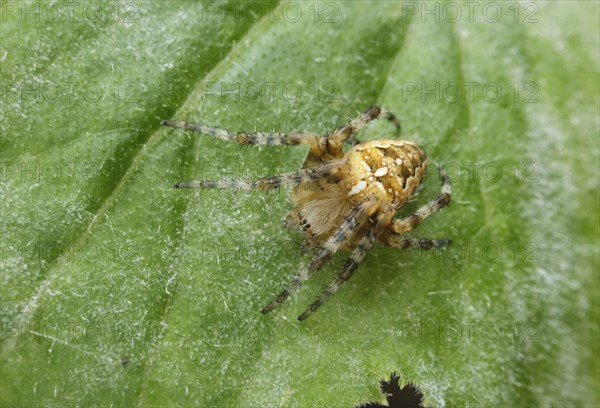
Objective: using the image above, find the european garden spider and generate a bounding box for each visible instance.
[161,106,451,321]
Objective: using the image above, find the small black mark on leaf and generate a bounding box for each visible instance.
[356,372,430,408]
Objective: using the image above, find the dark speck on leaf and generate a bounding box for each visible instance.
[356,372,430,408]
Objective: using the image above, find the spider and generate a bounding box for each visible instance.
[161,106,451,321]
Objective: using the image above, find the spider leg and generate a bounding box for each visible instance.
[174,159,343,190]
[260,199,380,315]
[326,106,401,157]
[381,237,451,249]
[296,230,376,321]
[389,164,451,235]
[160,119,328,161]
[297,204,395,321]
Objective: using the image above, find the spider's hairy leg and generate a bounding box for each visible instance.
[381,237,451,249]
[326,106,401,156]
[296,230,377,321]
[174,159,343,190]
[389,163,452,235]
[260,199,380,315]
[297,203,395,321]
[378,108,402,132]
[160,119,328,159]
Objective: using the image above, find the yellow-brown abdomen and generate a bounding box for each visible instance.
[342,140,427,208]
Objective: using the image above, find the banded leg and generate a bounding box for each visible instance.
[326,106,401,156]
[260,199,380,315]
[161,119,328,160]
[381,237,451,249]
[389,164,452,235]
[297,230,376,321]
[297,204,395,321]
[174,159,344,190]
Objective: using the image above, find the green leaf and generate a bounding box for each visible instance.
[1,1,598,406]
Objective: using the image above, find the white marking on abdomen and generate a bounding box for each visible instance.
[374,167,388,177]
[348,180,367,196]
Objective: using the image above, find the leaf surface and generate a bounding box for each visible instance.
[1,2,598,406]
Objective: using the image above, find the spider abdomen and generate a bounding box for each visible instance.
[343,139,428,207]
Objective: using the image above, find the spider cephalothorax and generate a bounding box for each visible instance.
[161,106,451,321]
